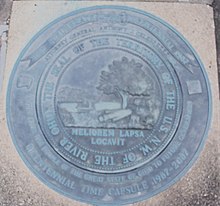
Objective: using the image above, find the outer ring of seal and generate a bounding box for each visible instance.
[6,5,212,206]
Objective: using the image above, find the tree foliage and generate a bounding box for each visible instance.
[97,57,153,97]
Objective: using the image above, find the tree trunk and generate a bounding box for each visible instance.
[118,90,128,109]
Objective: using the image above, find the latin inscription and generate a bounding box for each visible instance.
[91,137,125,146]
[72,128,115,137]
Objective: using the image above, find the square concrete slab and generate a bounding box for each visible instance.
[0,1,219,206]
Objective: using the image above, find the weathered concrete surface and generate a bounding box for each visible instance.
[14,0,214,5]
[0,1,219,206]
[0,0,12,24]
[0,0,11,93]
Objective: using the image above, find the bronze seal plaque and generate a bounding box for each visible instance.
[7,6,212,205]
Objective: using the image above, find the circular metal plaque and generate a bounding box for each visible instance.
[7,6,212,205]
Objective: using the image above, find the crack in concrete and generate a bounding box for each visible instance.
[11,0,214,5]
[0,25,8,93]
[213,0,220,97]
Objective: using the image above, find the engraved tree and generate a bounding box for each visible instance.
[96,57,154,122]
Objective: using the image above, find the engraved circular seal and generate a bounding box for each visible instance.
[7,6,212,205]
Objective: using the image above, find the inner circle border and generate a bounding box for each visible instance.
[6,5,212,206]
[37,45,182,172]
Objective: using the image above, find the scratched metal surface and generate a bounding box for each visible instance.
[6,5,212,206]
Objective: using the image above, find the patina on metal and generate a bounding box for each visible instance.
[6,6,212,205]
